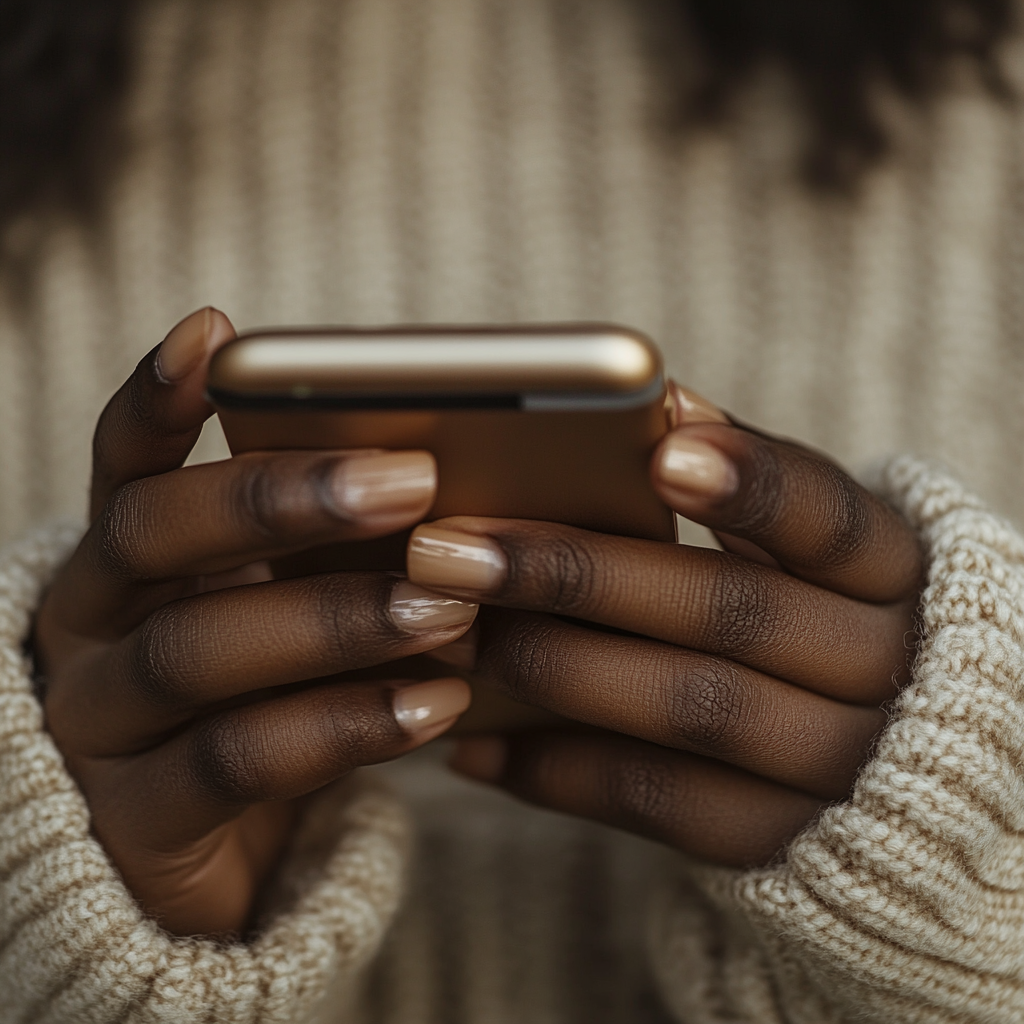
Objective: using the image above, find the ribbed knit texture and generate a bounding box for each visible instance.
[652,456,1024,1023]
[3,0,1024,1021]
[3,0,1024,541]
[0,525,411,1023]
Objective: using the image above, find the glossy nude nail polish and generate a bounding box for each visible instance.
[393,677,472,733]
[329,451,436,520]
[156,307,233,382]
[666,382,730,427]
[657,435,738,500]
[407,525,507,595]
[389,580,478,632]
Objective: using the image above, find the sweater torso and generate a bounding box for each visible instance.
[3,3,1024,1021]
[3,0,1024,542]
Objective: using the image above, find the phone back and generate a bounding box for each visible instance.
[209,325,676,572]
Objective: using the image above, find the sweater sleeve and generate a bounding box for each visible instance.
[0,525,410,1024]
[648,455,1024,1024]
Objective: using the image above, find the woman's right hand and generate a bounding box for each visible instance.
[32,309,477,938]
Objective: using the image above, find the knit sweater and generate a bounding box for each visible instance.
[3,0,1024,1020]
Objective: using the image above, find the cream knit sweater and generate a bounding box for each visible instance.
[3,0,1024,1020]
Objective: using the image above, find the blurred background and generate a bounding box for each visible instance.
[0,0,1021,545]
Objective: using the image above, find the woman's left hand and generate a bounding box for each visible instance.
[406,389,923,867]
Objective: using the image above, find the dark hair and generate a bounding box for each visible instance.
[678,0,1014,189]
[0,0,1015,236]
[0,0,130,234]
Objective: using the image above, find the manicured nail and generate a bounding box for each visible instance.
[156,307,233,382]
[666,382,730,427]
[449,736,507,783]
[407,526,507,595]
[389,580,478,632]
[657,434,738,499]
[329,451,436,519]
[393,677,472,733]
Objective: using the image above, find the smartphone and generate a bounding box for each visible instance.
[208,324,675,733]
[208,323,676,574]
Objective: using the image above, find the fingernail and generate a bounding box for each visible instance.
[407,526,507,595]
[657,435,738,500]
[329,451,436,519]
[393,677,472,733]
[666,382,730,428]
[449,736,507,783]
[156,307,232,382]
[389,580,478,632]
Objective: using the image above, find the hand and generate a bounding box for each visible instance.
[34,309,477,937]
[406,387,923,867]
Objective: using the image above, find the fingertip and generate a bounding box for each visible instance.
[155,307,236,385]
[388,580,479,634]
[652,430,738,510]
[206,307,237,351]
[666,382,730,428]
[90,309,236,516]
[393,677,472,735]
[407,523,508,597]
[330,450,437,523]
[448,735,507,783]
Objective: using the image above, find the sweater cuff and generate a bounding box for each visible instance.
[650,455,1024,1023]
[0,524,410,1023]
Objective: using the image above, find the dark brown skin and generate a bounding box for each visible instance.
[34,309,478,937]
[35,309,922,938]
[428,389,923,867]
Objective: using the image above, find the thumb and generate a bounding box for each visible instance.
[90,308,236,519]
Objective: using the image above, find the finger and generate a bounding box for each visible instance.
[48,446,437,639]
[75,675,471,852]
[407,518,912,703]
[651,422,922,602]
[91,308,237,519]
[450,732,823,868]
[197,560,275,591]
[46,575,478,753]
[665,381,730,428]
[666,384,777,565]
[470,608,883,800]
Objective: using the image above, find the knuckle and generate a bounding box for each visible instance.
[482,613,564,706]
[320,692,393,767]
[91,482,155,582]
[232,453,341,545]
[600,749,678,832]
[124,606,198,712]
[730,441,787,536]
[303,574,402,669]
[187,715,268,805]
[233,458,286,543]
[320,576,384,655]
[728,440,874,572]
[518,534,600,616]
[814,464,870,569]
[703,561,780,660]
[667,658,746,754]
